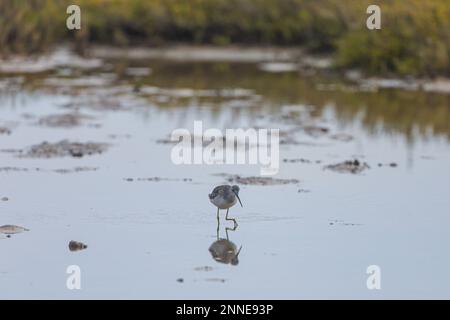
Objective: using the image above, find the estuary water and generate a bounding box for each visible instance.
[0,48,449,299]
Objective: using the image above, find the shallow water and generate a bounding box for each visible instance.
[0,51,449,299]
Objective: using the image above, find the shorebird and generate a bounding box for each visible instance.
[209,185,242,227]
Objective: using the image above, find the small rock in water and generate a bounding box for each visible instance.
[68,240,88,252]
[1,197,8,201]
[176,278,184,283]
[0,225,30,234]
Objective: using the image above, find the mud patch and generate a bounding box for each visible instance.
[329,219,362,227]
[124,177,192,182]
[0,148,22,154]
[0,166,97,174]
[0,47,102,73]
[283,158,322,164]
[42,74,115,87]
[324,160,370,174]
[216,174,299,185]
[330,133,354,142]
[156,134,257,148]
[0,225,29,235]
[155,138,177,145]
[279,137,330,147]
[58,90,140,112]
[20,140,109,158]
[204,278,226,283]
[358,78,419,91]
[194,266,214,272]
[377,162,398,168]
[53,167,99,174]
[38,113,93,128]
[108,134,131,140]
[303,125,330,138]
[0,166,40,172]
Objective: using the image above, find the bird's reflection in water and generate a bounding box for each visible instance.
[209,222,242,266]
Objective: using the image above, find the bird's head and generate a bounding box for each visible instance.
[231,185,243,207]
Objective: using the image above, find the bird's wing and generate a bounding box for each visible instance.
[209,185,226,199]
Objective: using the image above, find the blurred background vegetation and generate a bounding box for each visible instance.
[0,0,449,76]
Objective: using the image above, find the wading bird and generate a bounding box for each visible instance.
[209,185,242,227]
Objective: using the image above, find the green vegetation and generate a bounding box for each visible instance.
[1,0,450,76]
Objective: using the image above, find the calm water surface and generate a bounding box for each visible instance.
[0,54,449,299]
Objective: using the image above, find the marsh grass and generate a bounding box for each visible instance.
[0,0,449,76]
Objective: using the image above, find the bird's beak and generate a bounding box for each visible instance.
[234,192,243,207]
[236,246,242,258]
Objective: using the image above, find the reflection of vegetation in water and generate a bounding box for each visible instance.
[5,59,450,142]
[1,0,450,75]
[134,61,450,142]
[329,89,450,143]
